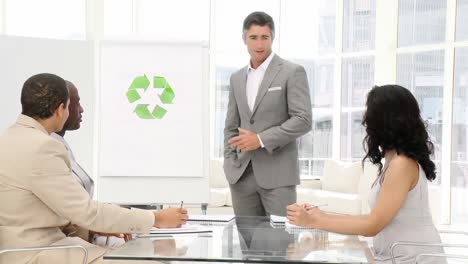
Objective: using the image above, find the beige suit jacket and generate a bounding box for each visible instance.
[0,115,154,264]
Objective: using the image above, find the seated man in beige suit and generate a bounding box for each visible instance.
[0,73,188,264]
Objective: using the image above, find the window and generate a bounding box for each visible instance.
[4,0,85,40]
[341,57,374,161]
[396,51,445,184]
[137,0,209,41]
[342,0,376,52]
[396,0,450,224]
[298,60,334,176]
[103,0,133,38]
[398,0,446,46]
[281,0,336,176]
[451,0,468,225]
[452,47,468,224]
[103,0,209,41]
[456,0,468,41]
[340,0,375,162]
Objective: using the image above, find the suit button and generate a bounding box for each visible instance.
[250,120,254,124]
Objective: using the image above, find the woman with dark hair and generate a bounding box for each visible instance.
[287,85,445,263]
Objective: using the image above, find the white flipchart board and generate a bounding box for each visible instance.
[97,41,210,204]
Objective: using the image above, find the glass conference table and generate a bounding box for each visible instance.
[104,216,375,263]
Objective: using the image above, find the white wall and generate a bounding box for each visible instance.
[0,35,94,174]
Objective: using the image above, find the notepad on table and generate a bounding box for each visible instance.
[149,224,212,234]
[270,214,287,224]
[270,215,322,233]
[270,214,287,228]
[285,222,325,234]
[285,221,314,231]
[188,214,235,223]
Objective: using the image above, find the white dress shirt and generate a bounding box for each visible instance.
[246,52,275,147]
[51,133,94,198]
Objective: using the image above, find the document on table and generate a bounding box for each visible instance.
[270,214,323,233]
[149,224,212,234]
[270,214,287,224]
[188,214,235,222]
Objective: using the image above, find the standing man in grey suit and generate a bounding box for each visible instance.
[223,11,312,216]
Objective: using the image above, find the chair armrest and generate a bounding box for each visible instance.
[0,245,88,264]
[390,242,468,264]
[438,230,468,236]
[416,253,468,263]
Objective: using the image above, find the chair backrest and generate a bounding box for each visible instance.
[0,245,88,264]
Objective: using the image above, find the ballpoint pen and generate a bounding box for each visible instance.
[304,203,327,211]
[180,201,184,209]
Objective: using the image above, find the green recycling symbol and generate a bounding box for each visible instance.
[126,74,175,119]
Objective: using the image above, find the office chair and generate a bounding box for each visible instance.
[390,230,468,263]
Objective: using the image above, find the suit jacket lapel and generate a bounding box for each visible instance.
[251,55,282,117]
[236,66,252,116]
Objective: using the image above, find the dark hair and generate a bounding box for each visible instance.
[21,73,69,119]
[362,85,436,181]
[243,11,275,40]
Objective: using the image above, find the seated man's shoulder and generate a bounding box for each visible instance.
[40,135,68,153]
[20,129,67,155]
[2,124,54,150]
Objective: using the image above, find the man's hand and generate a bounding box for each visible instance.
[153,208,188,228]
[93,232,132,242]
[228,128,261,152]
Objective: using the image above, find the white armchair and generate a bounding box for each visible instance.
[208,159,379,215]
[207,159,234,214]
[296,160,378,215]
[207,158,442,221]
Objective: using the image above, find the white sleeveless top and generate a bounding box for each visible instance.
[368,162,445,264]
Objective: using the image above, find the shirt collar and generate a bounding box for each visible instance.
[247,52,275,72]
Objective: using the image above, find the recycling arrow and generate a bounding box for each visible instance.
[126,74,175,119]
[131,75,150,90]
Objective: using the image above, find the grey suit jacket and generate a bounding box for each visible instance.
[223,54,312,189]
[0,115,154,264]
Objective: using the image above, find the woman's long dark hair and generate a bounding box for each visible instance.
[362,85,436,181]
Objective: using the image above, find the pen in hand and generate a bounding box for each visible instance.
[304,203,327,211]
[180,201,184,209]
